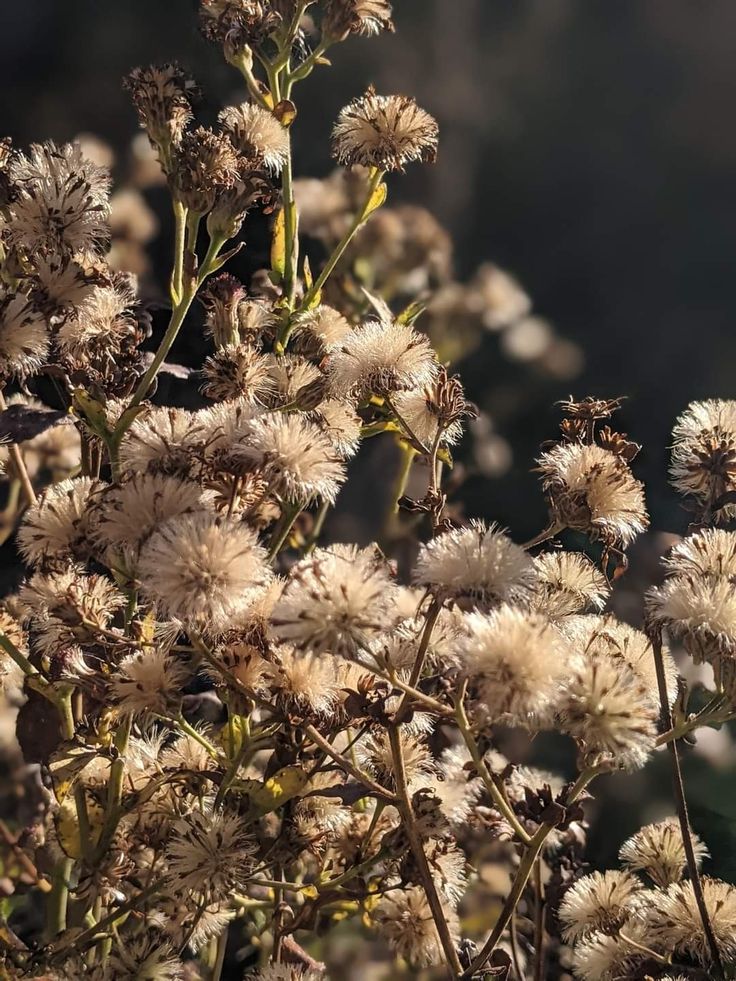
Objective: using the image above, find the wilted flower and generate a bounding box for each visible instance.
[119,406,202,476]
[8,141,111,256]
[219,103,289,174]
[332,88,438,171]
[309,399,362,457]
[531,551,609,618]
[165,807,256,901]
[138,512,270,628]
[104,930,186,981]
[56,281,138,362]
[670,399,736,519]
[199,0,281,57]
[537,442,649,547]
[374,885,459,968]
[171,126,240,214]
[272,543,397,656]
[413,520,535,608]
[571,923,659,981]
[640,877,736,966]
[327,316,437,399]
[558,870,644,942]
[619,818,708,889]
[457,606,569,724]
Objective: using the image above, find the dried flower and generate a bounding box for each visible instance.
[110,647,190,718]
[392,371,471,449]
[91,474,204,552]
[558,870,644,941]
[671,399,736,519]
[332,88,438,171]
[199,0,281,56]
[571,923,658,981]
[458,606,569,724]
[413,520,535,607]
[219,103,289,174]
[531,551,610,618]
[124,64,198,154]
[201,343,274,403]
[647,573,736,660]
[8,141,110,256]
[119,407,202,476]
[559,655,657,770]
[56,281,138,362]
[327,315,437,399]
[165,807,256,900]
[619,818,708,889]
[291,304,353,357]
[235,412,346,504]
[665,528,736,580]
[323,0,394,39]
[137,512,270,628]
[537,442,649,547]
[309,399,362,457]
[171,126,240,214]
[271,543,397,656]
[374,886,459,968]
[17,476,98,566]
[640,877,736,966]
[0,292,50,380]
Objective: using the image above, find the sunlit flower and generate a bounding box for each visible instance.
[647,574,736,660]
[110,647,191,718]
[458,606,569,724]
[219,103,289,173]
[413,521,535,608]
[291,304,352,357]
[0,292,49,380]
[640,877,736,966]
[531,551,609,618]
[272,543,398,656]
[332,88,438,171]
[138,512,270,628]
[670,400,736,519]
[665,528,736,580]
[327,316,437,399]
[119,406,202,476]
[91,474,204,552]
[537,442,648,547]
[125,63,198,151]
[559,656,657,770]
[323,0,394,39]
[374,885,459,968]
[558,870,644,942]
[619,818,708,889]
[165,807,256,901]
[17,476,98,566]
[8,141,110,256]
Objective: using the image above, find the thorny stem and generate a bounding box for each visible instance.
[463,766,601,978]
[649,627,726,981]
[388,725,463,978]
[0,388,37,506]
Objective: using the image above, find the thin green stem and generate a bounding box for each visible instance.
[170,200,187,304]
[463,766,600,978]
[44,857,72,941]
[212,926,229,981]
[455,696,532,846]
[267,502,301,561]
[0,389,37,506]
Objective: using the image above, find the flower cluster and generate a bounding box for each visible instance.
[2,4,736,981]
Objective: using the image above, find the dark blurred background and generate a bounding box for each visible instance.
[5,0,736,538]
[4,1,736,874]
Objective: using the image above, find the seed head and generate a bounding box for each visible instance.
[0,292,49,380]
[332,88,438,171]
[124,64,199,153]
[558,870,644,942]
[619,818,708,889]
[219,103,290,174]
[670,399,736,519]
[322,0,394,40]
[531,551,610,619]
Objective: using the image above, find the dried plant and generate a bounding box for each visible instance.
[1,4,735,981]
